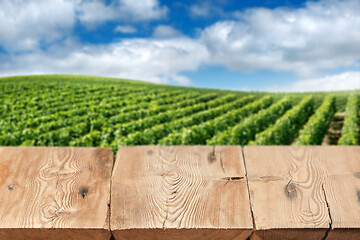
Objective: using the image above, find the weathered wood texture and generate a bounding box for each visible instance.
[1,145,360,240]
[0,147,113,240]
[244,146,360,240]
[319,147,360,240]
[111,146,253,240]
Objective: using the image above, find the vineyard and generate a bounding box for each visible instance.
[0,75,359,152]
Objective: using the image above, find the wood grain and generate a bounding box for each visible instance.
[2,145,359,239]
[111,146,253,240]
[317,146,360,240]
[244,146,330,240]
[0,146,113,240]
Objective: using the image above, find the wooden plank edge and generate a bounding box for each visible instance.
[249,228,328,240]
[112,228,253,240]
[0,228,112,240]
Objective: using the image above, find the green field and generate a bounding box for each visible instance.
[1,75,359,152]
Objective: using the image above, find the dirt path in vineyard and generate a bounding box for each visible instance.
[321,112,344,145]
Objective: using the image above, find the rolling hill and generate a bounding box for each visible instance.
[0,75,358,152]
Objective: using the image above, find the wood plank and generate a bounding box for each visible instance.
[0,146,113,240]
[111,146,253,240]
[317,146,360,240]
[244,146,330,240]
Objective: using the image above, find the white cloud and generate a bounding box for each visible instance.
[0,38,209,85]
[189,1,225,18]
[75,1,113,27]
[114,25,137,34]
[0,0,75,52]
[0,0,168,52]
[270,72,360,92]
[189,4,209,17]
[152,25,182,38]
[77,0,168,27]
[201,0,360,76]
[0,0,360,89]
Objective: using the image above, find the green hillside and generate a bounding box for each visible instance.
[1,75,358,152]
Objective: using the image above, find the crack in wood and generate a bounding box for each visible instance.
[222,177,244,181]
[219,153,226,174]
[321,183,332,240]
[241,147,256,233]
[246,231,255,240]
[208,146,216,163]
[260,176,284,182]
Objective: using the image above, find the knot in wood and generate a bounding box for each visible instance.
[79,186,89,199]
[207,152,216,163]
[285,182,297,199]
[7,184,16,191]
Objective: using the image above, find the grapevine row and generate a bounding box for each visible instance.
[295,95,335,145]
[338,95,359,145]
[208,96,293,145]
[249,96,314,145]
[158,96,273,145]
[0,92,207,145]
[113,95,256,147]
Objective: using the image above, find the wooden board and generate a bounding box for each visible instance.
[0,146,113,240]
[244,146,330,240]
[2,145,359,239]
[244,146,360,240]
[111,146,253,240]
[317,146,360,240]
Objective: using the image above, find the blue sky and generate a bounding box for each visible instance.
[0,0,359,91]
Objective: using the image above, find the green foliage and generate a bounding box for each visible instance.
[0,75,359,151]
[249,96,314,145]
[115,95,255,146]
[158,96,273,145]
[338,95,359,145]
[295,95,336,145]
[208,96,293,145]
